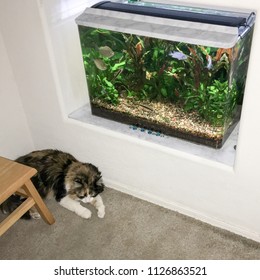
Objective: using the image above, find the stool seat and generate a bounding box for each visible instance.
[0,156,55,236]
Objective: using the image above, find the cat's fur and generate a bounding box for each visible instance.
[0,149,105,219]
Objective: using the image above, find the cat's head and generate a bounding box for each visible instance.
[65,162,104,202]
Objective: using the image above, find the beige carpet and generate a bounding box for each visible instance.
[1,188,260,259]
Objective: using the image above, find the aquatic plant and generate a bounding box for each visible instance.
[181,80,237,126]
[166,44,239,126]
[80,28,127,105]
[79,26,245,127]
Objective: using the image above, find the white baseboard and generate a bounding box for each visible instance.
[105,178,260,243]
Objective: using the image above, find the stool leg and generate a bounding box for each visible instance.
[0,197,35,236]
[22,180,55,225]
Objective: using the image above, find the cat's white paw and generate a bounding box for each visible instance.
[97,206,105,218]
[79,209,92,219]
[98,211,105,218]
[30,211,41,220]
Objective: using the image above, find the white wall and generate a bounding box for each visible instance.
[0,31,34,159]
[0,0,260,241]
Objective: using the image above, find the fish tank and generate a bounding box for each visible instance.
[76,0,255,148]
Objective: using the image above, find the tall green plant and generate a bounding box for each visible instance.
[79,27,241,127]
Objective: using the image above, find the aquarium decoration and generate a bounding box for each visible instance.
[76,0,255,148]
[129,124,165,137]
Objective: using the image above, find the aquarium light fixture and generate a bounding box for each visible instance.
[76,1,255,48]
[92,1,254,28]
[92,1,256,38]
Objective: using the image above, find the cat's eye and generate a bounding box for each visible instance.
[74,178,82,185]
[78,195,85,199]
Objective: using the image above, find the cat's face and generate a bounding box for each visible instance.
[65,162,104,202]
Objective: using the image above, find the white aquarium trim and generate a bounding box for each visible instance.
[76,7,239,48]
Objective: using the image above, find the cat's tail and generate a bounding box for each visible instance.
[0,195,31,219]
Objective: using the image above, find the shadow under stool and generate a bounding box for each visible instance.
[0,156,55,236]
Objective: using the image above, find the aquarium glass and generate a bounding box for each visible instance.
[78,22,253,148]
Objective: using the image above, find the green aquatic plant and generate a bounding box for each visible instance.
[142,38,179,100]
[207,80,238,125]
[79,26,244,127]
[181,80,238,126]
[83,49,122,105]
[165,44,239,126]
[79,28,129,105]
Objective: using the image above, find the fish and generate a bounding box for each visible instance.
[206,55,213,70]
[93,59,107,70]
[169,51,187,60]
[99,46,114,58]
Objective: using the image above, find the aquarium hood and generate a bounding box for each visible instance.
[75,0,255,48]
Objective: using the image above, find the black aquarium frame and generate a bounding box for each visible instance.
[92,1,248,27]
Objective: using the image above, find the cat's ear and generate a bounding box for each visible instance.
[94,182,105,194]
[95,173,102,182]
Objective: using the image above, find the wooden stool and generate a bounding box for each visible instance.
[0,156,55,236]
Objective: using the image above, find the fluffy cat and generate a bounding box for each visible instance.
[0,149,105,219]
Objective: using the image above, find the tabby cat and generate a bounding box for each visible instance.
[0,149,105,219]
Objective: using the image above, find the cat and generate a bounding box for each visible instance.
[0,149,105,219]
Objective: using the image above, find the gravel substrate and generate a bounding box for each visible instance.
[92,97,224,140]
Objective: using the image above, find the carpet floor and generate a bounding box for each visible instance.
[1,188,260,260]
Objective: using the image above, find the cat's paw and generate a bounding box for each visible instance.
[97,206,105,218]
[30,211,41,220]
[79,209,92,219]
